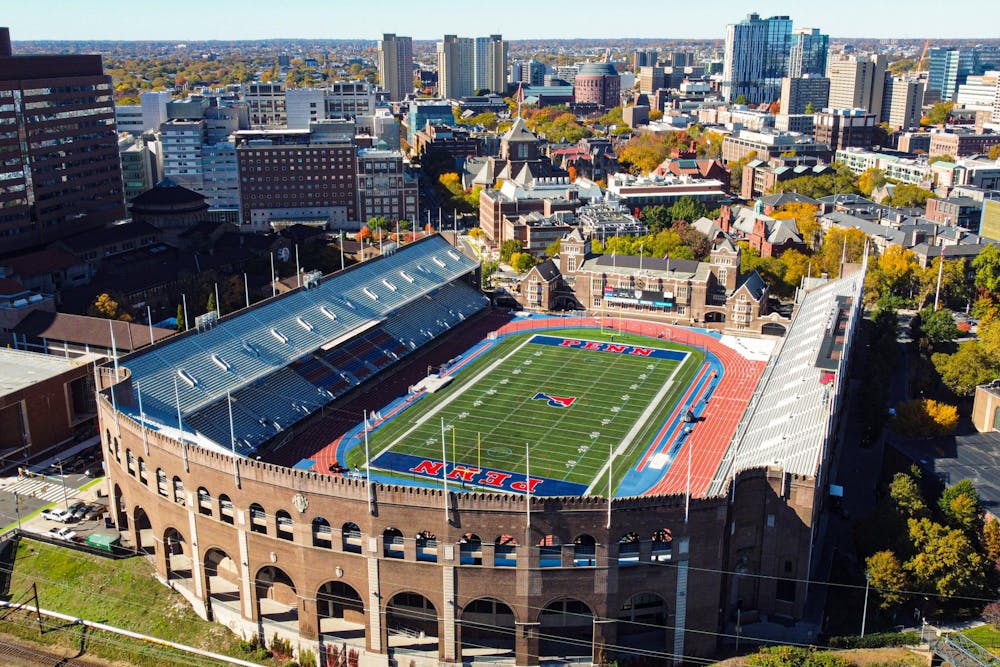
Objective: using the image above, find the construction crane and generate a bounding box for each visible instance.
[918,40,931,70]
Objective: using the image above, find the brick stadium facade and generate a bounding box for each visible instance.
[93,240,846,666]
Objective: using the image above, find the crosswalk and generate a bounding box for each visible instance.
[0,476,73,504]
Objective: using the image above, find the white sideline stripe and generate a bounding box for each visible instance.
[377,335,537,457]
[0,599,262,667]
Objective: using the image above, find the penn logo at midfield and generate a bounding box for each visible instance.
[533,392,577,408]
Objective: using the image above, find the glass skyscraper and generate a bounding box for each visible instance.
[722,13,793,104]
[789,28,830,78]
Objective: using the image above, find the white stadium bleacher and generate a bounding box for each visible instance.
[121,236,487,454]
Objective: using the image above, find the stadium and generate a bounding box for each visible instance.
[96,233,864,666]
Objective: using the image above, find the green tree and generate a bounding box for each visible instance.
[728,150,758,192]
[865,550,910,609]
[206,291,217,316]
[545,238,561,257]
[984,517,1000,563]
[858,168,887,196]
[932,342,998,396]
[939,479,981,532]
[481,260,499,287]
[888,183,935,208]
[917,307,959,345]
[668,196,708,224]
[974,243,1000,294]
[640,204,672,233]
[734,94,748,105]
[928,154,955,165]
[510,252,538,273]
[500,239,523,264]
[88,293,133,322]
[176,304,185,332]
[804,101,816,114]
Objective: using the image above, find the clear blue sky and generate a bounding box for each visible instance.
[6,0,998,41]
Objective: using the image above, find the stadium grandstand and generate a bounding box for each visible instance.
[94,233,866,666]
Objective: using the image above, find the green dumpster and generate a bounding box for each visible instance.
[84,533,120,552]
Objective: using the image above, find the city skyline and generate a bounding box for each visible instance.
[6,0,999,41]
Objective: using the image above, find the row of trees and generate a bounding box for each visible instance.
[616,125,723,174]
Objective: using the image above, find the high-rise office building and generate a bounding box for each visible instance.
[437,35,475,100]
[779,75,830,114]
[788,28,829,78]
[722,13,793,104]
[632,50,658,70]
[827,53,889,119]
[473,35,507,94]
[377,34,414,102]
[881,77,925,129]
[0,27,126,252]
[509,59,545,87]
[928,47,974,102]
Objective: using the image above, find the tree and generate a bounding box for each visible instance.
[668,196,707,224]
[922,101,954,126]
[916,258,969,311]
[984,601,1000,628]
[906,516,986,597]
[545,238,561,257]
[866,550,909,609]
[816,227,867,278]
[933,342,999,396]
[500,239,523,264]
[984,517,1000,563]
[88,293,133,322]
[206,291,217,316]
[928,154,955,165]
[640,204,672,233]
[858,168,887,196]
[734,94,748,105]
[468,227,484,240]
[888,183,935,208]
[990,144,1000,161]
[939,479,981,532]
[804,101,816,114]
[917,307,959,345]
[865,245,919,306]
[728,150,757,193]
[771,202,821,249]
[481,260,499,287]
[889,472,927,518]
[176,304,185,332]
[893,398,959,438]
[974,243,1000,295]
[510,252,537,274]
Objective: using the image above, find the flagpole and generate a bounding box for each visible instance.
[477,432,481,470]
[364,410,373,514]
[452,426,456,467]
[525,442,531,534]
[607,441,613,529]
[441,418,449,521]
[934,246,945,310]
[108,320,120,381]
[685,437,692,524]
[137,382,149,456]
[228,391,240,488]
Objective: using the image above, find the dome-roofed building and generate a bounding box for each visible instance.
[129,178,210,234]
[574,62,621,108]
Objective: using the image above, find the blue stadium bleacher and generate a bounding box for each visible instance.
[120,236,488,455]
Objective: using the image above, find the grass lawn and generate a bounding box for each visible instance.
[2,539,279,666]
[962,624,1000,654]
[356,329,703,496]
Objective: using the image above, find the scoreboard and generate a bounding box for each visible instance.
[603,285,675,308]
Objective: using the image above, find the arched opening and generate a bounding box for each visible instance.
[163,527,190,580]
[705,311,726,323]
[317,581,365,642]
[312,517,332,548]
[218,494,234,524]
[382,527,403,558]
[155,469,167,496]
[618,531,640,566]
[171,476,185,505]
[460,597,516,661]
[762,322,787,337]
[342,522,361,553]
[459,533,482,565]
[197,487,212,516]
[132,506,154,555]
[617,592,669,654]
[248,503,267,534]
[125,449,135,475]
[573,534,597,566]
[415,531,437,562]
[112,483,127,530]
[204,548,241,607]
[275,509,293,541]
[538,534,562,568]
[652,528,672,561]
[494,535,518,567]
[255,566,298,624]
[137,457,147,485]
[113,436,120,462]
[538,598,594,659]
[106,428,112,453]
[385,592,439,653]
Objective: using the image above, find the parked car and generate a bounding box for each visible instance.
[40,508,75,523]
[67,501,87,519]
[82,503,106,521]
[54,527,77,541]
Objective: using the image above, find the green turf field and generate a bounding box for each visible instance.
[363,329,703,495]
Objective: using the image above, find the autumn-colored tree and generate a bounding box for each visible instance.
[888,183,935,208]
[858,168,887,196]
[500,239,523,263]
[89,293,133,322]
[865,245,919,306]
[889,472,927,518]
[916,258,969,311]
[816,227,868,278]
[932,341,999,396]
[990,144,1000,161]
[771,203,821,249]
[728,150,757,193]
[510,252,538,274]
[939,479,981,532]
[922,101,954,126]
[545,238,561,257]
[974,243,1000,295]
[892,398,959,438]
[176,304,185,332]
[567,165,578,182]
[357,225,372,240]
[984,517,1000,563]
[468,227,485,240]
[865,550,909,609]
[905,516,987,597]
[777,249,812,293]
[206,291,217,316]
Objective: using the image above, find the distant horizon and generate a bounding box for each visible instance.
[11,36,999,44]
[3,0,998,41]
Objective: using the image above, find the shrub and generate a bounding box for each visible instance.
[827,631,921,649]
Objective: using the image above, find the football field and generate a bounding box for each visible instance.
[362,330,704,496]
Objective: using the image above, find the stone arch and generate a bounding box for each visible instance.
[342,522,361,553]
[171,476,184,504]
[137,457,147,485]
[112,483,127,530]
[538,534,562,568]
[316,581,364,640]
[255,566,298,624]
[538,597,594,659]
[385,591,439,653]
[311,517,331,548]
[617,591,670,654]
[131,506,154,554]
[125,448,135,475]
[573,534,597,566]
[196,487,212,516]
[617,531,640,565]
[460,597,516,661]
[163,527,190,580]
[494,534,518,567]
[275,509,293,541]
[762,322,787,337]
[204,547,240,607]
[382,526,403,558]
[155,468,167,496]
[248,502,267,534]
[705,311,726,323]
[460,532,482,565]
[651,527,672,561]
[218,493,234,524]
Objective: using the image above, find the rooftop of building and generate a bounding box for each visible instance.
[0,348,102,398]
[13,311,175,352]
[577,62,619,77]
